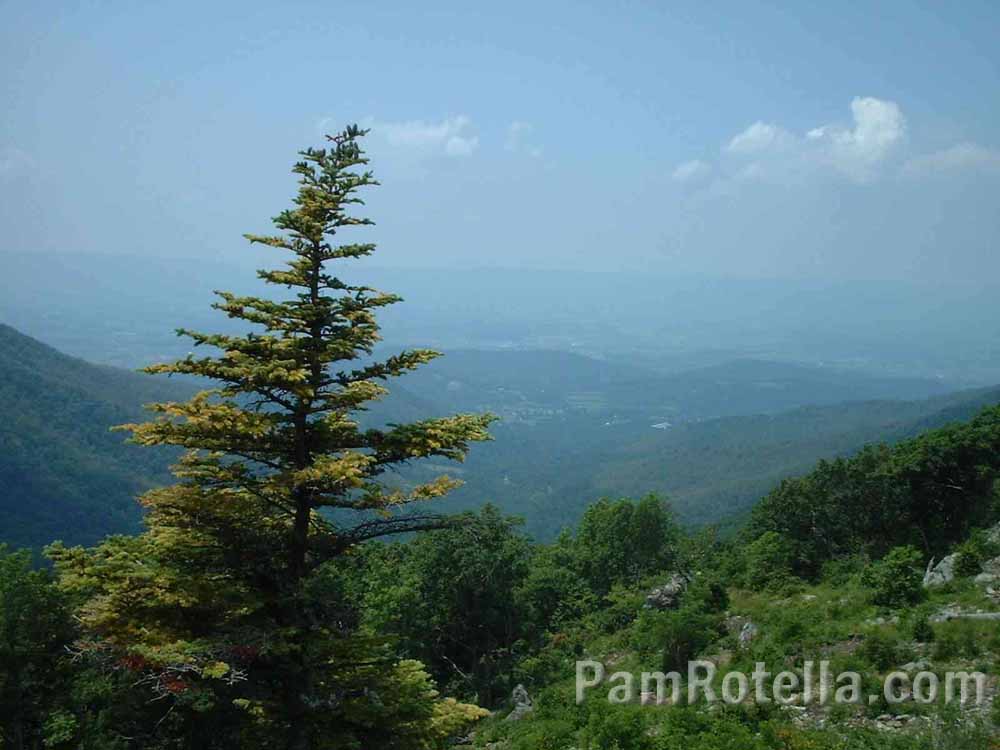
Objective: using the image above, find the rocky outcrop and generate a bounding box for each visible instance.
[505,684,533,722]
[644,573,691,610]
[930,606,1000,623]
[981,555,1000,576]
[738,620,759,649]
[922,554,957,588]
[899,658,931,673]
[987,522,1000,546]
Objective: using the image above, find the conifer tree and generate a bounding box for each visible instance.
[51,126,494,749]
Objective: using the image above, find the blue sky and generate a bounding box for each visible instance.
[2,0,999,281]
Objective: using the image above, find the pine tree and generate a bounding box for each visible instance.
[50,125,494,748]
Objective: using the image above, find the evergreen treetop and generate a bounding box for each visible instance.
[50,125,495,748]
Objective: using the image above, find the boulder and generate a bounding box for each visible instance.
[922,554,957,588]
[738,620,759,649]
[724,615,748,636]
[505,684,533,722]
[981,555,1000,576]
[974,572,999,587]
[899,658,931,673]
[987,522,1000,546]
[930,606,1000,623]
[645,573,691,611]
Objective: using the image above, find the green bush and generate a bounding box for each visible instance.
[953,530,1000,578]
[686,575,730,614]
[910,615,935,643]
[584,702,652,750]
[859,631,903,671]
[933,633,959,661]
[859,546,924,607]
[820,555,865,586]
[653,709,766,750]
[953,550,982,578]
[506,719,577,750]
[744,532,795,591]
[630,607,720,674]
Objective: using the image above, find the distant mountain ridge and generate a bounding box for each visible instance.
[2,322,997,549]
[418,382,1000,537]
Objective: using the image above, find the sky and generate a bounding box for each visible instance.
[2,0,999,282]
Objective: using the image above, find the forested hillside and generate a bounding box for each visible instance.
[3,320,999,548]
[0,324,193,548]
[424,384,1000,536]
[7,406,1000,747]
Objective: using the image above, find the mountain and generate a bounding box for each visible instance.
[418,383,1000,537]
[382,348,956,421]
[0,324,196,549]
[3,323,997,548]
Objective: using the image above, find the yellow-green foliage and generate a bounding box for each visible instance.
[49,126,496,749]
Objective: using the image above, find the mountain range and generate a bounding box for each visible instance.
[2,321,998,547]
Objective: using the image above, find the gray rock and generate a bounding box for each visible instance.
[930,606,1000,623]
[738,620,759,649]
[505,684,533,722]
[974,572,999,586]
[899,659,931,673]
[864,615,900,626]
[986,522,1000,546]
[922,554,958,588]
[645,573,691,611]
[724,615,750,639]
[981,555,1000,576]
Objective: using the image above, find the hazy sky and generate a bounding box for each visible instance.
[2,0,999,281]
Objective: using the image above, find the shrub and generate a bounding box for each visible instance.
[859,631,902,671]
[653,709,766,750]
[933,633,959,661]
[507,719,576,750]
[859,546,924,607]
[584,702,653,750]
[686,575,730,614]
[910,615,935,643]
[744,532,795,591]
[953,530,1000,578]
[631,607,720,673]
[820,555,865,586]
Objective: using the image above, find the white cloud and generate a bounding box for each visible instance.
[903,142,1000,176]
[716,97,906,183]
[379,115,480,157]
[726,122,791,154]
[671,159,710,182]
[810,97,906,179]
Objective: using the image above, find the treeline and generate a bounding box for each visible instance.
[745,403,1000,579]
[359,496,680,706]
